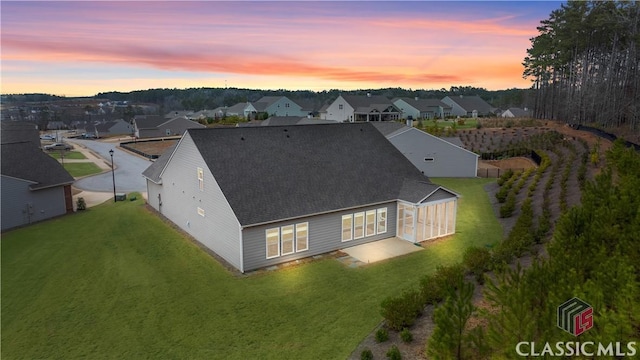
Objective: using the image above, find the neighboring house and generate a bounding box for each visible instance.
[46,121,67,130]
[441,95,494,117]
[392,98,452,120]
[372,122,479,178]
[1,121,40,147]
[324,94,401,122]
[261,116,306,126]
[142,123,459,273]
[252,96,306,117]
[224,102,258,118]
[133,115,206,138]
[165,110,194,119]
[1,142,75,231]
[501,107,532,118]
[94,119,134,138]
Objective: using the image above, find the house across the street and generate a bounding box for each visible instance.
[1,142,75,231]
[142,123,459,273]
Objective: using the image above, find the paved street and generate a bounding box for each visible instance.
[66,138,152,193]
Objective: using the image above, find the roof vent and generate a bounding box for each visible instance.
[240,136,245,141]
[367,93,371,97]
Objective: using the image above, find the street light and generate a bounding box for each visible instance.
[109,149,116,202]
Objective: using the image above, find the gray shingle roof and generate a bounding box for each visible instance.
[445,95,492,113]
[261,116,305,126]
[1,142,74,190]
[134,115,166,129]
[1,122,40,145]
[158,123,439,226]
[370,121,407,136]
[341,95,398,113]
[142,143,177,183]
[395,98,451,111]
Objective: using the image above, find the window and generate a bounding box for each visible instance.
[266,228,280,259]
[266,222,309,259]
[339,104,343,110]
[354,212,364,239]
[296,223,308,252]
[366,210,376,236]
[377,208,387,234]
[342,215,353,242]
[285,103,290,108]
[197,167,204,191]
[197,207,205,217]
[281,225,294,255]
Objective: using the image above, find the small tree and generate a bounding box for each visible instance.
[426,280,476,360]
[76,197,86,211]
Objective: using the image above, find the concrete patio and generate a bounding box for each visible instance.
[340,237,424,266]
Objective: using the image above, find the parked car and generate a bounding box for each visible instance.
[40,134,55,141]
[44,142,74,151]
[81,133,97,139]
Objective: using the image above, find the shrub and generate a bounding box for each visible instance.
[462,246,492,284]
[360,348,374,360]
[386,345,402,360]
[499,194,516,218]
[433,264,465,295]
[418,274,442,305]
[76,197,86,211]
[380,288,423,330]
[400,328,413,343]
[375,328,389,343]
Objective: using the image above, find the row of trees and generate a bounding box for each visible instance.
[524,0,640,130]
[426,140,640,359]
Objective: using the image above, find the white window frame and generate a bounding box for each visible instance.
[197,167,204,191]
[197,207,205,217]
[341,214,353,242]
[266,228,280,259]
[281,225,295,256]
[354,212,365,239]
[377,208,387,234]
[365,210,376,237]
[296,222,309,252]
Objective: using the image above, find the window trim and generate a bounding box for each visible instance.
[280,225,295,256]
[197,167,204,191]
[341,214,353,242]
[353,212,365,239]
[365,210,376,237]
[377,207,387,234]
[296,222,309,252]
[266,228,280,259]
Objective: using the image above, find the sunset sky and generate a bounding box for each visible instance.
[1,1,564,97]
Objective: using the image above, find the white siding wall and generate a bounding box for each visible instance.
[324,96,354,122]
[388,129,478,177]
[1,175,68,231]
[441,97,467,117]
[146,134,243,271]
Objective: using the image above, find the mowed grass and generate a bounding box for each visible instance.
[1,179,501,359]
[62,162,103,177]
[48,151,86,160]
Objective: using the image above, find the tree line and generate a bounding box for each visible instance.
[524,0,640,131]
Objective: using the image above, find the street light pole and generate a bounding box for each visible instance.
[109,149,116,202]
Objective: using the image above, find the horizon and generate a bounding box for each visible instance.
[1,1,564,97]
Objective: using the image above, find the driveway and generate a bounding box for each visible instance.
[66,138,152,193]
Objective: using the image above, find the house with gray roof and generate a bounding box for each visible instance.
[501,107,532,118]
[133,115,205,138]
[393,98,452,120]
[324,94,401,122]
[1,142,75,231]
[441,95,494,117]
[372,122,479,178]
[252,96,306,117]
[93,119,134,138]
[142,123,458,272]
[1,121,40,147]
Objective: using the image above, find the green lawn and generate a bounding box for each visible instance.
[1,179,501,359]
[48,151,86,160]
[62,162,103,177]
